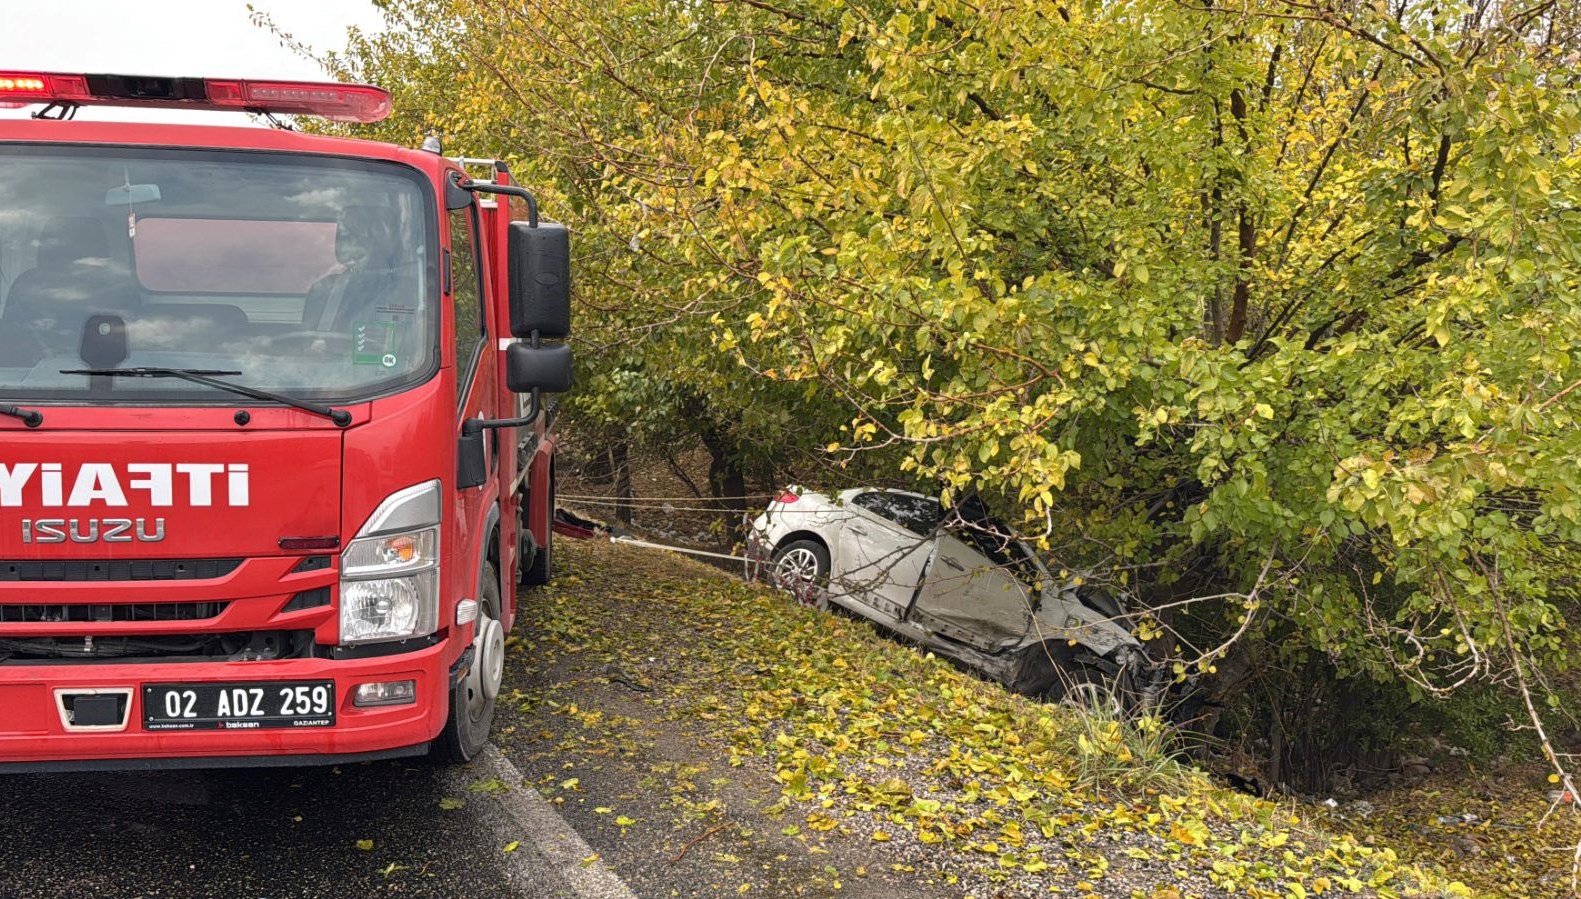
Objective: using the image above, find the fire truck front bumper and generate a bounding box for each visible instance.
[0,642,455,772]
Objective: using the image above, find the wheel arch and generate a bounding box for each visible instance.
[526,437,557,551]
[774,529,830,555]
[1010,638,1079,697]
[480,502,505,620]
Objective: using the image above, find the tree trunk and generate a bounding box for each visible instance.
[1267,690,1285,789]
[611,439,633,526]
[1226,86,1255,344]
[581,440,615,485]
[697,421,747,547]
[1205,181,1226,346]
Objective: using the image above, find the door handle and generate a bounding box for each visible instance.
[942,557,965,572]
[848,525,868,536]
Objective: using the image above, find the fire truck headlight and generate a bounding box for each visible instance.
[340,481,442,646]
[340,568,438,644]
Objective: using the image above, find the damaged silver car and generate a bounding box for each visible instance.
[747,488,1152,708]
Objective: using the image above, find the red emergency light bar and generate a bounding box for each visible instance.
[0,71,391,123]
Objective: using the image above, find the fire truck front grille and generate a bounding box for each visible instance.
[0,629,316,664]
[0,602,231,624]
[0,558,244,582]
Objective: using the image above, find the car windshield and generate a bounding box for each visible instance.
[0,145,435,404]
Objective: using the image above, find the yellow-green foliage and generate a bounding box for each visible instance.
[322,0,1581,691]
[313,0,1581,751]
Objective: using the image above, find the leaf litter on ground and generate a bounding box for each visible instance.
[505,540,1497,897]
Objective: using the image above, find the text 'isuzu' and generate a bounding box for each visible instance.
[0,72,572,770]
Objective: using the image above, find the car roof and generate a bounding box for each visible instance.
[835,487,938,502]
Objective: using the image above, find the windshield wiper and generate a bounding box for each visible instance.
[59,367,352,427]
[0,404,43,428]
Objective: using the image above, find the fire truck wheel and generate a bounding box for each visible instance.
[522,472,555,586]
[434,562,502,764]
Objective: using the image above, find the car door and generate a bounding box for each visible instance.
[834,492,938,619]
[907,533,1033,653]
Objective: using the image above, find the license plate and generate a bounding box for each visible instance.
[143,681,335,731]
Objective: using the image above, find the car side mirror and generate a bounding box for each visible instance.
[507,220,570,339]
[506,342,572,394]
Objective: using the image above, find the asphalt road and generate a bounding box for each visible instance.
[0,754,600,899]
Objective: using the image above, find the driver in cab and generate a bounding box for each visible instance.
[288,204,416,366]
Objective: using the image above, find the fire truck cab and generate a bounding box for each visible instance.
[0,73,571,770]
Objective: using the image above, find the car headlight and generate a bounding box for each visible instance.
[340,481,441,646]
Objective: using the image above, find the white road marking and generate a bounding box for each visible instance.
[464,744,639,899]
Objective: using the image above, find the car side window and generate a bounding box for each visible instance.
[448,204,486,404]
[850,492,941,537]
[953,515,1041,587]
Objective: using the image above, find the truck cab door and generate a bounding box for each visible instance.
[449,194,499,582]
[907,534,1032,653]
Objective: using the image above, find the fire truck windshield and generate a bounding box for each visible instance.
[0,145,437,406]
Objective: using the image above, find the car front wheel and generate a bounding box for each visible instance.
[1046,665,1129,717]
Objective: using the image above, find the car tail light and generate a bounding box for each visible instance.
[775,490,800,504]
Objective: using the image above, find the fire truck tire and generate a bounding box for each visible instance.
[522,471,555,586]
[434,562,503,765]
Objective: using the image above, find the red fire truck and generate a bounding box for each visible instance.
[0,72,571,770]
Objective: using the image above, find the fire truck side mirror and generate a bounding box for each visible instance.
[507,221,571,339]
[505,343,573,394]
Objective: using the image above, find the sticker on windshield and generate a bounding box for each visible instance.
[351,320,399,366]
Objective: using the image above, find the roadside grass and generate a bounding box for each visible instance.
[516,539,1483,897]
[1065,697,1188,799]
